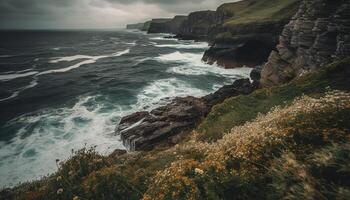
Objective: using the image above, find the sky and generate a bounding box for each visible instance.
[0,0,236,29]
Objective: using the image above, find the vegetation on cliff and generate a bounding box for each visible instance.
[219,0,300,27]
[2,58,349,200]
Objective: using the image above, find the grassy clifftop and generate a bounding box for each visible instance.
[3,59,350,200]
[197,58,350,142]
[219,0,300,27]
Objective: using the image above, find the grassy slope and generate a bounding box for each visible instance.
[197,58,350,142]
[3,59,350,200]
[219,0,300,27]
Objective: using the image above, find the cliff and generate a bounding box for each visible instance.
[260,0,350,87]
[126,23,144,30]
[176,10,217,40]
[3,1,350,199]
[147,18,172,33]
[141,21,151,31]
[203,0,301,68]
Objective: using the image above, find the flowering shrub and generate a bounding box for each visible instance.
[143,91,350,199]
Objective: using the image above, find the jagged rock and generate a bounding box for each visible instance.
[116,78,254,151]
[250,66,263,89]
[261,0,350,87]
[109,149,127,158]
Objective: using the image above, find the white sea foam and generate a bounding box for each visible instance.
[0,78,38,102]
[0,96,127,187]
[149,36,176,41]
[0,49,130,102]
[136,78,208,110]
[0,71,38,81]
[42,49,130,75]
[157,51,252,80]
[156,51,204,64]
[124,41,137,46]
[168,63,252,80]
[154,42,208,49]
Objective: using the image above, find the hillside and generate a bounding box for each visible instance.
[2,58,349,200]
[219,0,300,27]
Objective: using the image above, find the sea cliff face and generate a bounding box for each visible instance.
[261,0,350,87]
[176,10,217,40]
[203,0,301,68]
[126,23,144,30]
[147,16,188,34]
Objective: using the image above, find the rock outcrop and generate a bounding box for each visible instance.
[261,0,350,87]
[116,78,254,151]
[176,10,217,40]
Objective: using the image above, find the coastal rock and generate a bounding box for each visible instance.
[147,18,172,34]
[261,0,350,87]
[203,20,291,68]
[147,16,188,34]
[176,10,217,40]
[126,23,144,30]
[116,78,254,151]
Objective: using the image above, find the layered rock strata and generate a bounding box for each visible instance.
[261,0,350,87]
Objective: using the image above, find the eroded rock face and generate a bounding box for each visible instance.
[261,0,350,87]
[176,10,217,40]
[203,20,290,68]
[116,79,254,151]
[146,16,188,34]
[147,18,172,34]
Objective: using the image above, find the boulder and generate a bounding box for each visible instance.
[116,78,254,151]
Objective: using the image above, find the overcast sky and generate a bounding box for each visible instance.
[0,0,237,29]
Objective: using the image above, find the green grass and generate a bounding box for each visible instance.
[220,0,300,27]
[196,58,350,142]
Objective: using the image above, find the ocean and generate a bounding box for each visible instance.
[0,29,251,187]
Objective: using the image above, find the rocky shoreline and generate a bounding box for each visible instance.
[121,0,301,151]
[117,78,255,151]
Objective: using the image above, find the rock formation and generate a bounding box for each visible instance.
[176,10,217,40]
[126,23,144,30]
[202,0,301,68]
[147,18,172,33]
[116,78,254,151]
[261,0,350,87]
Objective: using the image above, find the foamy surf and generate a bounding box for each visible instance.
[136,78,208,110]
[0,30,254,189]
[0,71,38,81]
[42,49,130,75]
[0,95,126,187]
[154,42,208,49]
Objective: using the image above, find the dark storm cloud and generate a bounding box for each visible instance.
[0,0,235,29]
